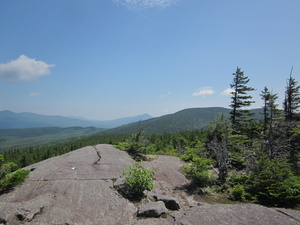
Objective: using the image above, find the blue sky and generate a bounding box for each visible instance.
[0,0,299,120]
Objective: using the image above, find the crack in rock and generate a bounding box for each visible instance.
[276,209,300,223]
[92,145,102,165]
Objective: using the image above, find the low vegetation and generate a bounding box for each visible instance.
[0,155,29,193]
[121,163,155,200]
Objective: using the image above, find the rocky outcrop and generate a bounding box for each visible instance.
[171,204,300,225]
[137,201,168,217]
[0,144,299,225]
[0,145,136,225]
[153,194,180,210]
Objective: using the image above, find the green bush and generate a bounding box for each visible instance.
[122,163,155,199]
[183,157,215,187]
[114,142,131,151]
[0,155,30,193]
[228,184,246,201]
[248,156,300,207]
[228,172,250,187]
[180,147,200,162]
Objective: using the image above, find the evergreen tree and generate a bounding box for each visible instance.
[259,87,279,131]
[229,67,255,129]
[260,86,279,158]
[260,87,271,132]
[283,67,300,121]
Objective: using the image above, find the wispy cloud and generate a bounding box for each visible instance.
[192,87,215,97]
[0,55,54,82]
[160,90,171,98]
[29,92,42,97]
[112,0,181,10]
[220,88,234,96]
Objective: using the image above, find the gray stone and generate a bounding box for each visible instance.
[0,144,300,225]
[140,155,195,210]
[0,144,137,225]
[153,194,180,210]
[126,217,175,225]
[114,177,125,188]
[138,201,168,218]
[171,204,300,225]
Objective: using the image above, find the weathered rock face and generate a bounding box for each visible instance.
[0,144,137,225]
[0,144,299,225]
[171,204,300,225]
[138,201,168,217]
[153,194,180,210]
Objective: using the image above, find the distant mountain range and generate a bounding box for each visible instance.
[0,107,264,132]
[104,107,264,134]
[0,110,153,129]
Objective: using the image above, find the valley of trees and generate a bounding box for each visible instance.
[1,67,300,208]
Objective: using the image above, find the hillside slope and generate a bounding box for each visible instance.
[105,107,263,134]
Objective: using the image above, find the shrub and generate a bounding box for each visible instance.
[180,147,200,162]
[228,172,250,187]
[248,156,300,207]
[114,142,131,151]
[183,157,215,187]
[228,184,246,201]
[0,155,30,193]
[122,163,155,199]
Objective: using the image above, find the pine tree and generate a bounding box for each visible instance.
[260,87,279,133]
[230,67,255,129]
[283,67,300,121]
[260,86,279,158]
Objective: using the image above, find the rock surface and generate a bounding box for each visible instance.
[153,194,180,210]
[0,144,299,225]
[171,204,300,225]
[138,201,168,217]
[0,144,136,225]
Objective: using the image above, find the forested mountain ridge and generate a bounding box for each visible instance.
[104,107,264,134]
[0,110,152,129]
[0,107,263,150]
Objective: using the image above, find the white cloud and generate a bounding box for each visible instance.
[0,55,54,82]
[220,88,235,96]
[192,87,215,97]
[112,0,181,10]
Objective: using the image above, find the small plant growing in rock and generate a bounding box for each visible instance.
[122,163,155,200]
[0,155,30,193]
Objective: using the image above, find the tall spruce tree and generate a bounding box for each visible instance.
[283,67,300,121]
[230,67,255,128]
[260,87,279,133]
[260,86,279,158]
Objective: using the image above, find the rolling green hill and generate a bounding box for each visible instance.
[104,107,264,134]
